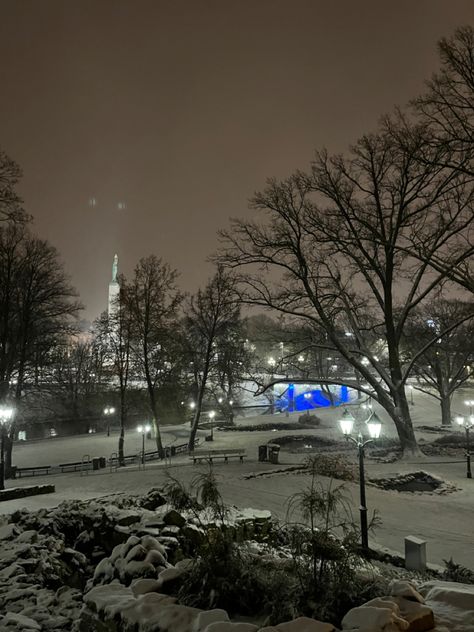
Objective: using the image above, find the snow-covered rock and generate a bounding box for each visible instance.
[264,617,336,632]
[2,612,41,629]
[419,580,474,632]
[341,605,409,630]
[202,623,258,632]
[193,608,230,631]
[389,580,425,604]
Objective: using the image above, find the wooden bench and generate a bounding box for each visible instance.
[189,448,246,464]
[108,453,140,467]
[16,465,52,478]
[59,461,91,473]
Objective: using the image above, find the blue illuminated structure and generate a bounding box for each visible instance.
[275,384,350,412]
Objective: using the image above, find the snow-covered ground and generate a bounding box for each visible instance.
[2,387,474,570]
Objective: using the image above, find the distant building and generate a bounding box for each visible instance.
[108,254,120,316]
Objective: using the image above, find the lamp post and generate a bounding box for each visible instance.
[137,424,151,465]
[409,385,414,406]
[189,401,196,427]
[209,410,215,441]
[103,406,116,437]
[455,415,474,478]
[0,406,14,491]
[339,409,382,551]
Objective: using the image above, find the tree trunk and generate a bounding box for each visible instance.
[118,390,126,466]
[440,395,452,426]
[145,370,164,458]
[4,430,13,477]
[391,391,420,456]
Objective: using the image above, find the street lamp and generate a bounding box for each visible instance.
[455,415,474,478]
[0,406,14,491]
[409,385,414,406]
[209,410,215,441]
[103,406,116,437]
[465,400,474,416]
[339,410,382,550]
[137,424,151,465]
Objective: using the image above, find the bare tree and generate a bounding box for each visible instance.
[0,150,28,223]
[183,268,240,451]
[405,299,474,426]
[125,256,182,458]
[218,122,473,456]
[413,26,474,179]
[0,223,80,471]
[95,286,132,466]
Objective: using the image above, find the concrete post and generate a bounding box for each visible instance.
[405,536,427,571]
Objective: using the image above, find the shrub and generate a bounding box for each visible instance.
[433,434,466,446]
[298,413,322,426]
[443,558,474,583]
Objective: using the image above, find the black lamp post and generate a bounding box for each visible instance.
[455,415,474,479]
[0,406,14,491]
[103,406,116,437]
[137,424,151,465]
[339,409,382,551]
[209,410,215,441]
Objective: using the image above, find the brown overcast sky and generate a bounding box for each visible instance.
[0,0,473,320]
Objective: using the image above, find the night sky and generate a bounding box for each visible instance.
[0,0,472,320]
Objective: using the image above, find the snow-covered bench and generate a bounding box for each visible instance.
[59,460,91,473]
[189,448,246,464]
[16,465,52,478]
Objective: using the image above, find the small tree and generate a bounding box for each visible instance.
[95,286,132,466]
[405,299,474,426]
[183,268,240,451]
[125,256,182,458]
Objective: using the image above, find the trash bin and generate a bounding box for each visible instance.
[258,445,268,462]
[92,457,100,471]
[268,444,280,464]
[99,456,106,468]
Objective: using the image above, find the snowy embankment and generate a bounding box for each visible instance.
[0,488,474,631]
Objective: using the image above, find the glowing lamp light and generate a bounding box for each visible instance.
[455,415,465,427]
[0,407,14,423]
[367,414,382,439]
[339,408,355,436]
[137,424,151,434]
[189,402,196,410]
[339,418,354,436]
[209,410,216,420]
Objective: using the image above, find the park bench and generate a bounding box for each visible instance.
[108,453,140,467]
[16,465,52,478]
[189,448,246,464]
[59,460,91,473]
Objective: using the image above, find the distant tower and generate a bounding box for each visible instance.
[108,254,120,316]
